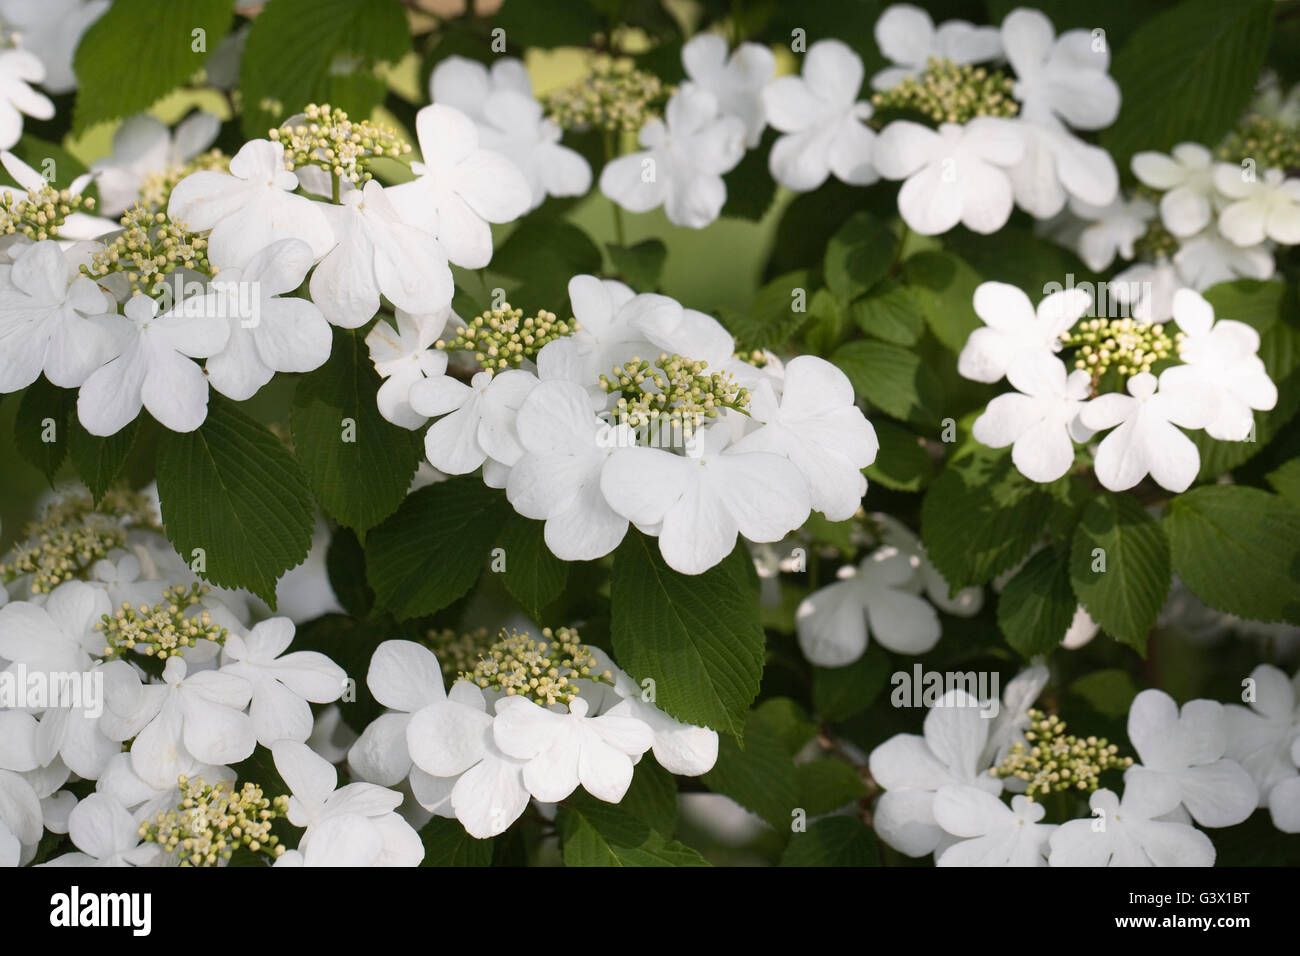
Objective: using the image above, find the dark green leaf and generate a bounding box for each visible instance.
[14,377,72,485]
[495,513,569,620]
[997,547,1076,657]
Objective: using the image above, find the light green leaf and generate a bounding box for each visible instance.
[901,250,982,353]
[850,278,925,346]
[831,339,942,425]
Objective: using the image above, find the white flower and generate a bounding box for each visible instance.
[492,694,654,804]
[309,179,453,329]
[762,39,876,191]
[0,0,108,93]
[387,103,531,269]
[410,367,538,476]
[601,680,718,777]
[168,139,333,268]
[1131,143,1218,238]
[1001,8,1119,131]
[1079,370,1216,493]
[272,739,421,867]
[999,8,1120,217]
[42,793,160,867]
[1047,775,1215,866]
[868,689,1002,857]
[1269,738,1300,833]
[795,546,940,667]
[875,118,1023,235]
[1159,289,1276,442]
[75,291,229,436]
[405,680,530,839]
[0,769,41,862]
[1125,689,1257,828]
[957,281,1089,384]
[1212,165,1300,247]
[1223,664,1299,815]
[273,813,389,867]
[871,3,1002,91]
[366,308,454,429]
[934,787,1055,866]
[601,425,812,575]
[1069,194,1155,272]
[348,640,446,786]
[730,355,876,521]
[430,57,590,211]
[91,112,221,216]
[600,85,745,229]
[100,656,254,790]
[0,579,104,673]
[220,617,345,748]
[681,33,775,147]
[506,378,632,562]
[1173,224,1275,290]
[1110,257,1183,324]
[873,513,983,616]
[199,238,332,401]
[0,239,121,392]
[973,355,1093,483]
[0,47,52,149]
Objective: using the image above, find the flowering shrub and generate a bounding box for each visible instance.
[0,0,1297,870]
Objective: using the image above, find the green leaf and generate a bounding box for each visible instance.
[14,377,72,485]
[754,697,819,756]
[155,397,314,607]
[606,239,666,292]
[1101,0,1274,170]
[325,527,373,618]
[824,211,896,304]
[558,795,710,867]
[1068,493,1170,653]
[1202,279,1292,335]
[69,417,138,503]
[610,533,765,739]
[701,709,799,830]
[493,219,603,310]
[418,817,493,866]
[1267,458,1300,508]
[1070,668,1140,719]
[365,479,509,620]
[797,760,867,816]
[495,513,569,620]
[720,129,778,221]
[812,646,891,721]
[850,278,925,346]
[239,0,410,138]
[901,250,982,353]
[997,547,1076,657]
[781,816,878,866]
[1165,485,1300,625]
[619,759,679,837]
[864,418,937,492]
[718,269,811,352]
[73,0,234,132]
[7,136,90,192]
[291,328,422,532]
[921,446,1057,590]
[491,0,603,47]
[832,339,942,425]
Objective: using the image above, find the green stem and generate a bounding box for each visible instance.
[331,171,340,204]
[603,129,627,246]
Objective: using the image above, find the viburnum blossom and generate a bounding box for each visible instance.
[871,4,1002,91]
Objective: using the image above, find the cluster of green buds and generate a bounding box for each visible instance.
[992,709,1132,799]
[270,103,412,190]
[1060,316,1177,377]
[600,353,750,439]
[436,303,578,372]
[426,625,492,683]
[83,206,212,295]
[1133,214,1179,261]
[139,776,288,866]
[0,182,97,241]
[463,626,611,707]
[0,489,157,593]
[96,583,227,659]
[735,348,769,369]
[1218,113,1300,173]
[871,57,1018,125]
[543,57,669,133]
[137,148,228,213]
